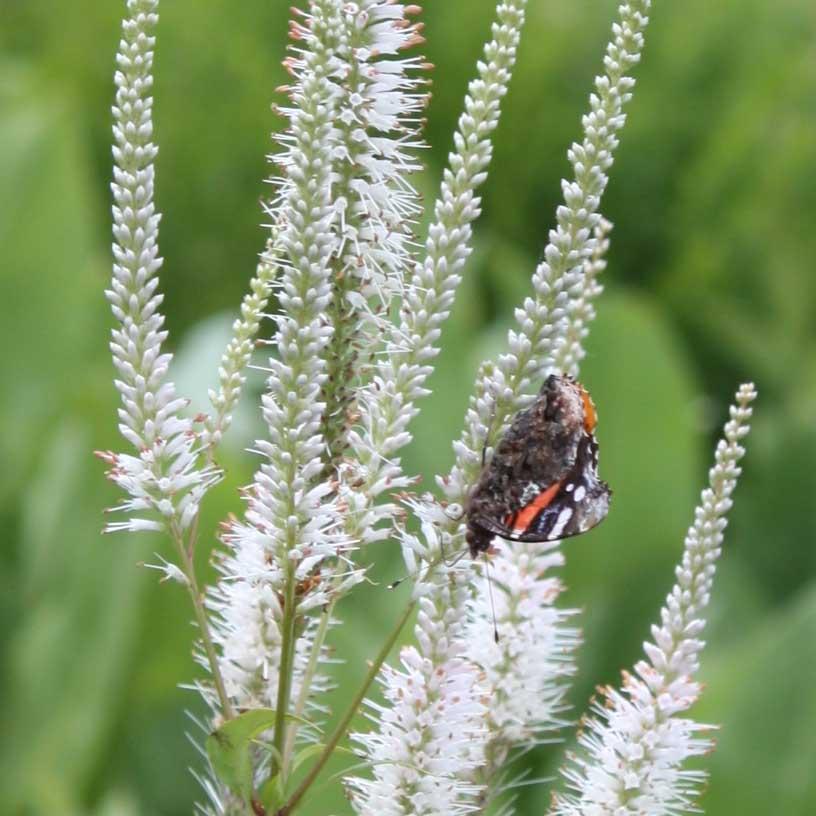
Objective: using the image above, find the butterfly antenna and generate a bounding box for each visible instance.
[444,546,469,568]
[438,522,469,567]
[484,552,500,644]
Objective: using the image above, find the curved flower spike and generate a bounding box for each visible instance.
[552,383,757,816]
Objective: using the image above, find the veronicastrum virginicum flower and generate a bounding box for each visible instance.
[348,536,487,816]
[552,383,757,816]
[208,0,349,722]
[338,0,530,546]
[202,236,281,452]
[203,2,431,810]
[461,219,614,812]
[466,539,580,801]
[99,0,219,538]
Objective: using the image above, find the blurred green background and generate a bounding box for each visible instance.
[1,0,815,814]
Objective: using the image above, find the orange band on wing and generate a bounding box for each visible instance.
[509,480,562,532]
[579,385,597,433]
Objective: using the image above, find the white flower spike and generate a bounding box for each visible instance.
[445,0,652,510]
[344,0,531,534]
[208,0,430,720]
[552,383,757,816]
[100,0,219,536]
[468,539,580,773]
[349,554,487,816]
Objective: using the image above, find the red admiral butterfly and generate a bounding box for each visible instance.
[465,374,611,557]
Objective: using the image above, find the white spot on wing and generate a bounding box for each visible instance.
[573,485,586,502]
[566,483,575,493]
[550,507,573,539]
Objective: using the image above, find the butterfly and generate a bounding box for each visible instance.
[465,374,611,557]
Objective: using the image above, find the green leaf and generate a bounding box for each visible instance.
[207,708,279,801]
[259,771,285,812]
[290,742,326,777]
[0,421,149,813]
[259,744,360,809]
[258,743,360,810]
[292,742,356,777]
[206,709,320,801]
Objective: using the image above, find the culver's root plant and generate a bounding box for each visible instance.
[98,1,757,814]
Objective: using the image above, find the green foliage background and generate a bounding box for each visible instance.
[1,1,814,814]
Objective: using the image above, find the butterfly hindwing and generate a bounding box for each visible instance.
[505,434,610,542]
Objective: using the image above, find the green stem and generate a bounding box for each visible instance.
[171,524,234,720]
[282,597,335,777]
[276,595,417,816]
[274,560,299,778]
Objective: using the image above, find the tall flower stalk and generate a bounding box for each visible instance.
[100,0,219,538]
[202,238,280,452]
[207,1,432,806]
[99,0,231,715]
[466,540,581,808]
[459,217,613,812]
[99,2,760,815]
[552,383,757,815]
[210,0,349,763]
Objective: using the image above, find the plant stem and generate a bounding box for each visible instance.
[277,595,417,816]
[282,596,336,777]
[274,559,299,779]
[171,524,234,720]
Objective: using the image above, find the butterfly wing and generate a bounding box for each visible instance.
[503,433,611,542]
